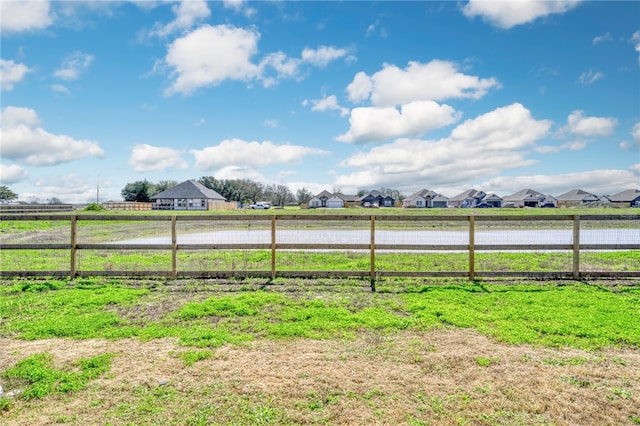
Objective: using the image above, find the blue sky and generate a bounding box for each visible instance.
[1,0,639,203]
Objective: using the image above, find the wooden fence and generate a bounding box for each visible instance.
[1,214,638,289]
[0,204,74,213]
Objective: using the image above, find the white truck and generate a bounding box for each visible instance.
[249,202,270,209]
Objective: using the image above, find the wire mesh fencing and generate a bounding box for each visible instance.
[1,214,638,283]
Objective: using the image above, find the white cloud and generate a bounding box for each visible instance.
[310,95,349,117]
[301,46,347,67]
[334,103,551,190]
[162,24,348,95]
[462,0,581,29]
[0,106,104,166]
[592,32,612,44]
[479,168,640,197]
[632,31,640,64]
[164,24,260,95]
[54,51,94,80]
[214,165,266,182]
[0,164,28,184]
[190,138,329,171]
[128,144,189,172]
[51,84,70,94]
[620,122,640,150]
[346,71,373,104]
[347,60,499,107]
[563,110,617,137]
[0,0,54,33]
[151,0,210,37]
[263,119,278,128]
[1,59,31,91]
[578,70,605,85]
[27,173,104,204]
[337,101,461,143]
[223,0,257,19]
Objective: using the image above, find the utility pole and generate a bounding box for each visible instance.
[96,185,99,204]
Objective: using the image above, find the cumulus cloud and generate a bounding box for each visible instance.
[223,0,257,19]
[164,24,260,95]
[301,46,348,67]
[151,0,210,37]
[334,103,551,190]
[128,144,189,172]
[51,84,70,94]
[0,164,28,184]
[462,0,581,29]
[632,31,640,64]
[309,95,349,117]
[620,122,640,150]
[592,32,612,44]
[0,106,104,166]
[479,168,640,197]
[190,138,329,171]
[578,70,605,85]
[346,60,499,107]
[563,110,617,137]
[0,0,54,33]
[213,165,266,182]
[337,101,461,143]
[1,59,31,91]
[163,24,349,95]
[54,51,94,80]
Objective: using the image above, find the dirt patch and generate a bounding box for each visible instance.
[1,329,639,425]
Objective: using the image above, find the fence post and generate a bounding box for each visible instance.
[70,215,77,278]
[370,215,376,292]
[468,215,475,281]
[171,215,177,279]
[271,215,276,280]
[573,215,580,279]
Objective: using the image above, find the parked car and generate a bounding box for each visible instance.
[249,203,270,209]
[475,203,493,208]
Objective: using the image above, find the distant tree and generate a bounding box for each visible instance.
[153,180,178,195]
[379,187,405,204]
[296,187,313,205]
[356,189,368,197]
[121,180,154,202]
[239,179,264,204]
[47,197,63,205]
[27,196,41,204]
[265,184,294,206]
[0,185,18,202]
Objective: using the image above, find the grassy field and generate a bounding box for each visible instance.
[1,278,639,425]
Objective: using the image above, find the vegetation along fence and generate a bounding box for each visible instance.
[1,214,638,288]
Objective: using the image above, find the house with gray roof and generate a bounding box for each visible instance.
[403,189,436,208]
[503,188,556,208]
[150,180,227,210]
[449,189,486,208]
[608,189,640,207]
[556,189,600,207]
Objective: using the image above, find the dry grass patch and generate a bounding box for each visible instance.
[1,329,639,425]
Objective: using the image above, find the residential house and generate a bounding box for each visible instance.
[503,188,556,208]
[431,193,449,208]
[480,193,503,208]
[360,190,395,207]
[449,189,486,208]
[150,180,227,210]
[403,189,436,208]
[608,189,640,207]
[329,193,360,208]
[556,189,600,208]
[308,190,333,208]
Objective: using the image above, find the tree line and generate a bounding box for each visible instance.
[120,178,405,206]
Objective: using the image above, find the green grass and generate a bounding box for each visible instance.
[1,279,638,350]
[1,351,114,401]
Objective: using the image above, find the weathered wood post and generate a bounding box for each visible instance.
[271,215,277,280]
[572,215,580,279]
[468,215,475,281]
[70,215,77,278]
[171,215,177,279]
[370,215,376,292]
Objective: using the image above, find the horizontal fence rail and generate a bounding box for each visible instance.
[1,214,638,288]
